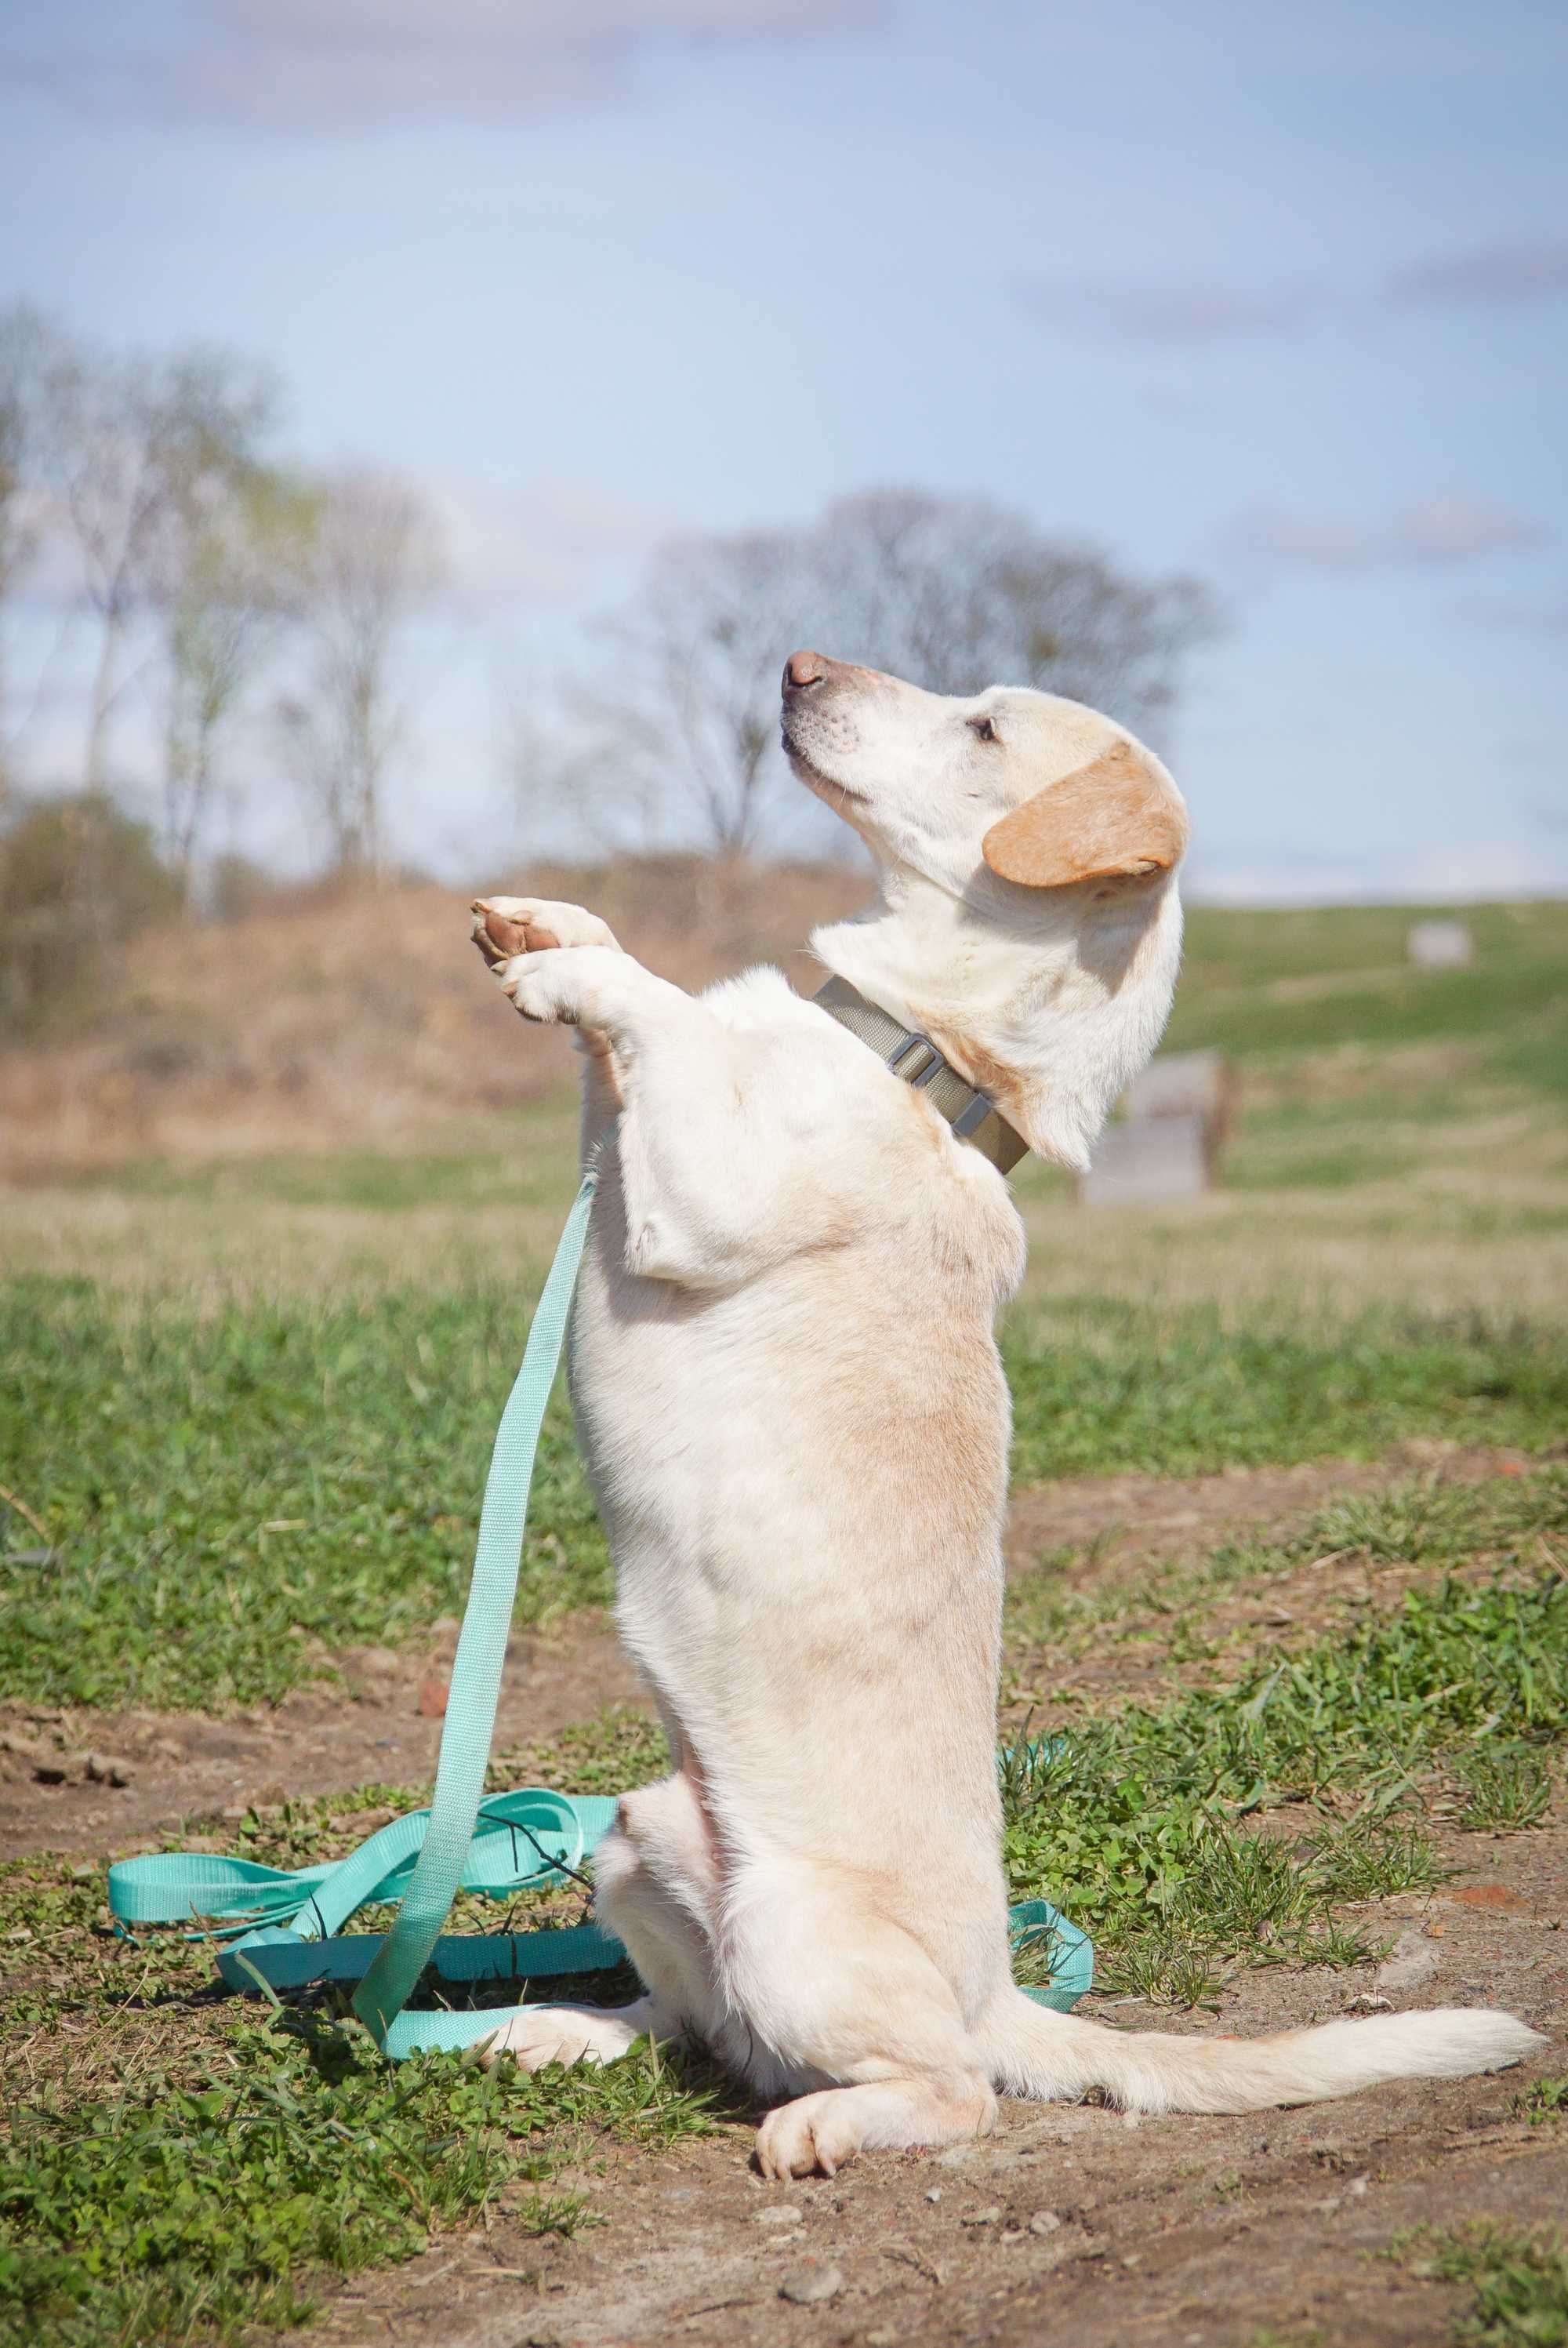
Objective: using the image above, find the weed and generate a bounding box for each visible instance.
[1101,1932,1229,2011]
[1308,1819,1449,1902]
[512,2190,597,2238]
[1392,2222,1568,2345]
[1450,1748,1555,1832]
[1007,1921,1065,1994]
[1515,2078,1568,2126]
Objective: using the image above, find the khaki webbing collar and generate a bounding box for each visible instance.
[814,976,1029,1176]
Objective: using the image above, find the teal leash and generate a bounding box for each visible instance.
[352,1158,601,2054]
[112,1150,619,2055]
[108,1138,1091,2050]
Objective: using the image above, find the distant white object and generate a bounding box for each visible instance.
[1080,1048,1233,1207]
[1406,920,1473,969]
[1080,1111,1210,1207]
[1123,1046,1231,1129]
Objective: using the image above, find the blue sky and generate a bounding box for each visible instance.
[2,0,1566,896]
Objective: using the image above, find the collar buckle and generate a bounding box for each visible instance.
[886,1031,945,1088]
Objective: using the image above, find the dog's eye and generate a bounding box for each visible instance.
[971,716,1000,744]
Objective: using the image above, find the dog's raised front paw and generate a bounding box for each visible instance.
[470,896,619,969]
[494,943,625,1027]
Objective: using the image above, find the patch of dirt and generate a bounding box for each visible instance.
[1003,1441,1525,1582]
[307,1818,1568,2348]
[0,1615,641,1861]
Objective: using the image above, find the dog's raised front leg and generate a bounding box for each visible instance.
[472,896,626,1154]
[486,944,861,1287]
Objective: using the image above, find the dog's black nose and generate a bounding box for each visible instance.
[783,649,830,693]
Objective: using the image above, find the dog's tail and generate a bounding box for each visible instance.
[980,1988,1543,2116]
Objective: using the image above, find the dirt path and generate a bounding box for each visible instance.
[0,1619,642,1861]
[1001,1440,1523,1580]
[308,1820,1568,2348]
[0,1443,1529,1863]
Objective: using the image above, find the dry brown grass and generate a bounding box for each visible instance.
[5,1100,1563,1322]
[3,867,1563,1324]
[0,856,867,1178]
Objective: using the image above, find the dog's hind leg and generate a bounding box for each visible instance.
[724,1858,996,2179]
[482,1773,724,2074]
[754,2070,996,2182]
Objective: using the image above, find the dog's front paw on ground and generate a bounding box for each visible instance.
[480,2005,637,2073]
[470,896,618,967]
[754,2092,864,2180]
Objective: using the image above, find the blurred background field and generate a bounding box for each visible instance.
[2,871,1562,1312]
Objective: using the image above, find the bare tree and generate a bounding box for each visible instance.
[273,470,443,875]
[807,489,1219,725]
[572,488,1219,856]
[0,303,74,792]
[151,463,314,890]
[592,526,812,856]
[492,646,635,863]
[41,340,278,788]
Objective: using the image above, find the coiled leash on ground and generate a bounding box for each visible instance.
[109,1141,1091,2055]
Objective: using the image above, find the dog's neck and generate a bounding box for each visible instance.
[811,864,1184,1174]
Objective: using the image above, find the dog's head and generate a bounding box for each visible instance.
[782,650,1189,1172]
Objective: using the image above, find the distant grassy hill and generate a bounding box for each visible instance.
[1171,899,1566,1089]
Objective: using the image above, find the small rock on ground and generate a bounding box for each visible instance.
[1375,1928,1439,1993]
[779,2263,844,2305]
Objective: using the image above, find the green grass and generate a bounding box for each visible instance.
[5,1273,1566,1711]
[1170,899,1568,1078]
[0,1274,610,1710]
[1004,1302,1568,1485]
[0,2013,715,2348]
[1392,2223,1568,2344]
[1000,1470,1568,1998]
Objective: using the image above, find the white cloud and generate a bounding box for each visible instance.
[1221,494,1548,576]
[9,0,889,132]
[1385,236,1568,307]
[430,471,681,602]
[1028,278,1313,345]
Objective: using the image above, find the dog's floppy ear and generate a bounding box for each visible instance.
[982,738,1189,889]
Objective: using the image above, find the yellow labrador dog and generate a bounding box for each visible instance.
[470,651,1539,2179]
